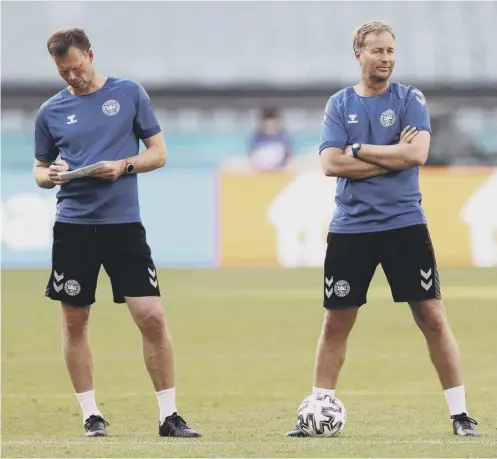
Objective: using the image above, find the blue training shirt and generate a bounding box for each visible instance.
[34,77,161,224]
[320,82,432,234]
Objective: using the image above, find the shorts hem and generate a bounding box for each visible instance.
[113,293,161,304]
[323,301,365,309]
[46,294,95,307]
[393,295,442,303]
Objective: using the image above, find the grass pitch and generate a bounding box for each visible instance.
[2,267,496,457]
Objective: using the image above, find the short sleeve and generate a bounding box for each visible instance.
[133,83,162,140]
[319,97,348,154]
[34,105,59,162]
[404,88,432,135]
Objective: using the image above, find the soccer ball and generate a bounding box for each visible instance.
[296,392,346,437]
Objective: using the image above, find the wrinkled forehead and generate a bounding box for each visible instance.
[54,47,87,71]
[362,32,396,50]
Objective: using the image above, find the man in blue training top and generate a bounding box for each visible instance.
[34,28,200,438]
[286,20,480,437]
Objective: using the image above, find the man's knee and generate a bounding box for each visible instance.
[62,303,90,338]
[410,299,448,333]
[127,297,166,335]
[321,308,358,340]
[138,311,165,335]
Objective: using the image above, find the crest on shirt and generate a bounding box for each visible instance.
[102,99,120,116]
[380,109,396,127]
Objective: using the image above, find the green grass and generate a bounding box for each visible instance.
[2,267,496,457]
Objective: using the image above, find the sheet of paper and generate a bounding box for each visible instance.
[57,161,107,180]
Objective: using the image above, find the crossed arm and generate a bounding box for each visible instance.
[320,148,390,180]
[321,127,431,180]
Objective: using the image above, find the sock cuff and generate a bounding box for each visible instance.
[312,386,336,396]
[156,387,175,397]
[444,385,465,399]
[76,389,95,399]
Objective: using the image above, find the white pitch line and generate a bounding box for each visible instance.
[1,353,282,363]
[2,392,142,399]
[1,390,438,399]
[3,352,494,364]
[1,439,494,446]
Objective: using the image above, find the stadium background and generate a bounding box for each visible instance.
[2,1,497,269]
[1,3,497,458]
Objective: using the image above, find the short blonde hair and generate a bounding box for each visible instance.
[353,20,395,51]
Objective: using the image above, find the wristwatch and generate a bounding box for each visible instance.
[124,160,135,174]
[352,143,362,158]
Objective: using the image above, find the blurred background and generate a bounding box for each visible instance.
[2,1,497,269]
[2,4,497,456]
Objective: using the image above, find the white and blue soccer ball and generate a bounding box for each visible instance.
[296,392,346,437]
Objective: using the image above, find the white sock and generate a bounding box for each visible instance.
[312,386,336,397]
[76,389,102,422]
[156,387,177,423]
[444,385,468,417]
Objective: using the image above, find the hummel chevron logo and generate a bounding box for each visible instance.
[148,267,157,288]
[53,282,63,293]
[54,271,64,282]
[420,269,432,280]
[325,277,333,298]
[421,280,433,291]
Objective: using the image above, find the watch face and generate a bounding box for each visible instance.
[353,143,359,149]
[126,164,134,173]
